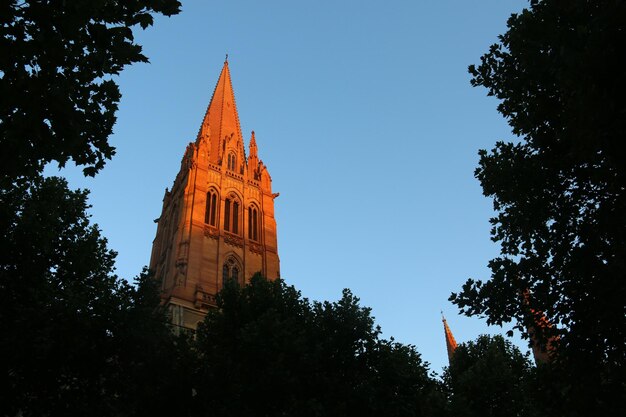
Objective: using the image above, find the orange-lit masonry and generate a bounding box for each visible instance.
[149,60,280,330]
[442,314,458,364]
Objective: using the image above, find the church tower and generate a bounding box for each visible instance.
[149,59,280,330]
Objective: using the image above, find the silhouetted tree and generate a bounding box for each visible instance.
[1,3,190,414]
[193,275,445,417]
[0,178,191,417]
[450,1,626,414]
[443,335,536,417]
[0,0,181,182]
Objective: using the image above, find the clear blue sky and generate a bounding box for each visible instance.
[51,0,530,373]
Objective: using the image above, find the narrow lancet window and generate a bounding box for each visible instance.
[227,153,236,171]
[222,264,229,286]
[223,197,241,235]
[233,201,239,234]
[205,190,218,226]
[248,206,259,241]
[253,209,258,240]
[224,199,231,231]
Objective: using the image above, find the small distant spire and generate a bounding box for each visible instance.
[442,313,458,364]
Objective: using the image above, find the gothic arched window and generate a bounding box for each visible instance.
[204,189,218,226]
[248,205,259,241]
[227,153,236,171]
[222,257,242,286]
[223,195,241,234]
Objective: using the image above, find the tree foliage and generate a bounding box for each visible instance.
[0,0,181,182]
[0,177,190,417]
[451,0,626,413]
[0,178,193,417]
[443,335,535,417]
[193,275,445,417]
[1,3,188,415]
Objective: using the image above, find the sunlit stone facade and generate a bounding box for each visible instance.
[149,60,280,330]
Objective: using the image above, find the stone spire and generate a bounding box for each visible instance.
[197,58,244,165]
[442,313,458,364]
[248,131,259,179]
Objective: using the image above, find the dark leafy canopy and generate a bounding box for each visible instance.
[0,0,181,182]
[0,177,190,417]
[0,2,189,416]
[443,335,536,417]
[193,275,445,417]
[451,0,626,414]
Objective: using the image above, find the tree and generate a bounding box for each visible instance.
[0,0,181,182]
[193,275,445,417]
[1,3,191,415]
[443,335,536,417]
[0,178,191,417]
[450,1,626,414]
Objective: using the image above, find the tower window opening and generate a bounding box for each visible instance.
[248,206,259,241]
[222,264,229,286]
[222,257,242,287]
[223,196,241,235]
[233,201,239,234]
[205,190,218,226]
[227,153,236,171]
[224,199,231,231]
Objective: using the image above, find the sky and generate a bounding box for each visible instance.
[51,0,530,373]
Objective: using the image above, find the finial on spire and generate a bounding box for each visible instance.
[225,53,228,63]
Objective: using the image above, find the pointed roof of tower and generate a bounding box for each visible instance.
[198,58,244,163]
[442,313,458,364]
